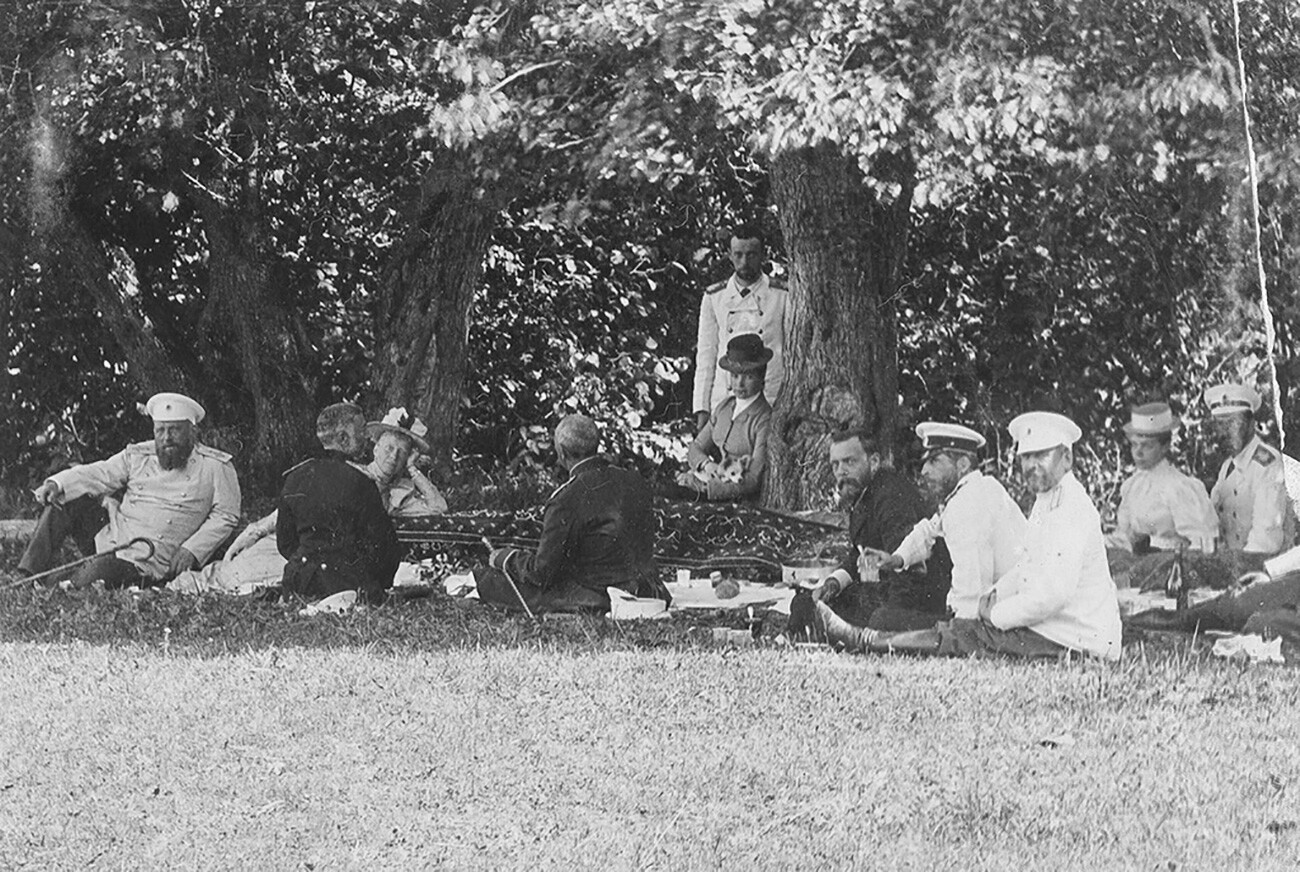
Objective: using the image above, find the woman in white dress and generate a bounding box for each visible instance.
[1109,401,1217,555]
[169,408,446,594]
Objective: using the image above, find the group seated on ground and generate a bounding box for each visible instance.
[16,374,1300,659]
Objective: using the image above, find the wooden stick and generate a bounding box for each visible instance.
[6,537,157,590]
[482,536,537,621]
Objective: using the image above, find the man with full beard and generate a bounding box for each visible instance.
[879,422,1028,619]
[817,413,1122,661]
[790,427,949,636]
[19,392,241,589]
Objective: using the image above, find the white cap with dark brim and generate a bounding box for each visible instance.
[916,422,986,460]
[1203,383,1261,418]
[143,392,205,424]
[1009,411,1082,455]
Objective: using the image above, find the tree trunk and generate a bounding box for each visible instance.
[767,145,913,511]
[194,194,317,485]
[27,115,188,395]
[374,163,503,476]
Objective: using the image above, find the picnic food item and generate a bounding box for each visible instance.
[713,577,741,599]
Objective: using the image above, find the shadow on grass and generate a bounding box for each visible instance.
[0,578,1244,673]
[0,583,782,658]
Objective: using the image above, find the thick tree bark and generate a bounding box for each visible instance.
[27,115,188,395]
[768,145,913,511]
[374,163,503,475]
[194,194,317,485]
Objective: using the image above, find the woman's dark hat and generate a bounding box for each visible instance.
[719,333,773,373]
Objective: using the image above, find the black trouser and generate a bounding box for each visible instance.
[1181,571,1300,633]
[474,566,623,614]
[18,497,108,575]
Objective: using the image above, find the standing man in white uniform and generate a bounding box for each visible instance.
[1204,383,1294,556]
[693,223,789,431]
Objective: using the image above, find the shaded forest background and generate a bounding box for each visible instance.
[3,0,1300,513]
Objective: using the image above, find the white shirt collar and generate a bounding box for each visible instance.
[732,394,760,416]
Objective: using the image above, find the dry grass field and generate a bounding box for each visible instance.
[2,636,1299,871]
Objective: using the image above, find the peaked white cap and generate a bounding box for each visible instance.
[1008,411,1081,454]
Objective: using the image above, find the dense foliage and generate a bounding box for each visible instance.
[3,0,1300,508]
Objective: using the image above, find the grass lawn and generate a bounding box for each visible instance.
[2,615,1299,870]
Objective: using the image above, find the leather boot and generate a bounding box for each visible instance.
[1126,608,1196,633]
[814,600,878,653]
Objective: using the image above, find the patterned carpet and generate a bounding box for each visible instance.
[397,498,845,578]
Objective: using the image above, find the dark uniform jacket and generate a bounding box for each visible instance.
[503,456,658,594]
[841,467,951,615]
[276,451,401,602]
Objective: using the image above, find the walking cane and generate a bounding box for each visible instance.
[5,537,157,590]
[481,536,537,621]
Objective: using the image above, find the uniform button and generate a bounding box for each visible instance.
[320,563,328,570]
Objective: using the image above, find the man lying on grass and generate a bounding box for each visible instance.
[815,412,1122,661]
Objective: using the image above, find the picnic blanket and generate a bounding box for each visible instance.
[398,499,843,577]
[1107,548,1263,592]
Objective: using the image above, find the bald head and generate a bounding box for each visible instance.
[554,414,600,467]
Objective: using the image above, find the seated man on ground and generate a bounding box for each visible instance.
[19,392,240,588]
[276,402,402,603]
[816,412,1122,661]
[1205,382,1294,558]
[172,405,447,594]
[789,426,949,634]
[477,413,663,614]
[881,422,1028,619]
[674,333,772,503]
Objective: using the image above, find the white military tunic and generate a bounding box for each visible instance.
[1210,435,1295,554]
[693,273,789,414]
[50,441,242,580]
[1112,459,1218,552]
[988,472,1122,660]
[893,470,1029,620]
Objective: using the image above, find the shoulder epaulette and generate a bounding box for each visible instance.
[195,444,234,464]
[1253,446,1277,467]
[768,281,787,293]
[705,280,727,295]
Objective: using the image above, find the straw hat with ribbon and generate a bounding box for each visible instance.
[366,407,430,454]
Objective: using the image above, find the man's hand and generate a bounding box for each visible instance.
[879,554,904,574]
[977,588,997,624]
[489,547,512,571]
[168,547,198,577]
[694,411,710,433]
[1235,570,1270,593]
[811,576,842,602]
[32,480,62,506]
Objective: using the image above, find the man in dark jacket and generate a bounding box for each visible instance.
[790,427,951,634]
[477,414,662,613]
[276,403,401,603]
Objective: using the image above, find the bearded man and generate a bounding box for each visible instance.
[818,412,1122,661]
[789,427,950,635]
[19,392,241,588]
[879,422,1029,619]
